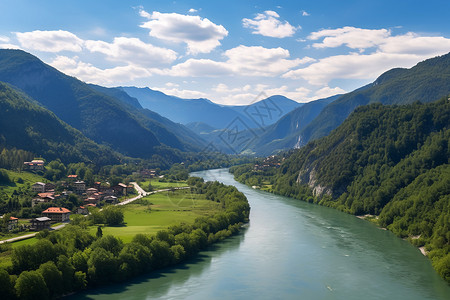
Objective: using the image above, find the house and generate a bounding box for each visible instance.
[140,169,157,178]
[74,181,86,194]
[127,185,135,194]
[44,182,55,192]
[112,183,128,196]
[0,216,19,231]
[84,197,98,205]
[30,217,51,231]
[67,174,78,180]
[32,192,55,207]
[77,206,89,215]
[42,207,71,222]
[32,182,46,193]
[24,159,45,171]
[104,195,118,204]
[86,188,98,196]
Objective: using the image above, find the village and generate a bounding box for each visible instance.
[1,160,160,234]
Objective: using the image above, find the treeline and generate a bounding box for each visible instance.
[0,179,250,299]
[231,98,449,282]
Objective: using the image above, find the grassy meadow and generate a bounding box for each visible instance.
[90,188,221,243]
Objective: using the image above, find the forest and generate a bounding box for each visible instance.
[0,178,250,299]
[231,97,449,282]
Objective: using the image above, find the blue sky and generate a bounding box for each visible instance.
[1,0,449,105]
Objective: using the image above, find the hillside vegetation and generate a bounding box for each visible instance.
[231,98,450,282]
[298,52,450,146]
[0,82,120,165]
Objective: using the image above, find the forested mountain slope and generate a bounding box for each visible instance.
[232,98,450,281]
[248,94,340,155]
[0,49,203,158]
[0,82,120,165]
[298,52,450,146]
[89,85,206,152]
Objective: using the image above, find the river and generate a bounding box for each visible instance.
[70,168,450,299]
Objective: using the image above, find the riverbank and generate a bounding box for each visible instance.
[0,177,250,299]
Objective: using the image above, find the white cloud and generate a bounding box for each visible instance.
[243,11,297,38]
[50,56,152,86]
[225,46,310,76]
[283,52,423,85]
[211,83,311,105]
[0,43,21,50]
[152,86,208,99]
[162,45,306,77]
[165,82,179,87]
[380,32,450,55]
[85,37,177,67]
[140,10,228,54]
[163,58,232,77]
[0,36,10,43]
[309,27,390,50]
[15,30,84,52]
[188,8,198,13]
[313,86,346,99]
[302,11,310,17]
[285,27,450,85]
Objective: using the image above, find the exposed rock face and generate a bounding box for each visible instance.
[297,167,332,197]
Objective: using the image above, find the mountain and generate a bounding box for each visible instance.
[0,82,120,165]
[0,49,203,158]
[89,85,206,152]
[120,87,301,129]
[185,122,217,135]
[247,94,340,155]
[228,95,303,128]
[232,98,450,282]
[297,52,450,146]
[120,86,254,129]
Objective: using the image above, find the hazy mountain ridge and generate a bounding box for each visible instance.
[120,87,302,129]
[0,82,120,165]
[297,52,450,146]
[231,98,450,282]
[0,49,204,158]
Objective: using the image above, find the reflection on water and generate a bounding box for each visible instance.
[70,169,450,300]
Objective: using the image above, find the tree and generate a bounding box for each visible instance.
[57,255,75,293]
[102,206,124,226]
[96,226,103,239]
[15,270,49,300]
[0,268,15,300]
[87,247,118,284]
[38,261,63,298]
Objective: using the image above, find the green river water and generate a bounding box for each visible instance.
[69,168,450,299]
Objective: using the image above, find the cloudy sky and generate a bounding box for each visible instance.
[1,0,449,105]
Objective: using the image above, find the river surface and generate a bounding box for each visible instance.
[70,168,450,300]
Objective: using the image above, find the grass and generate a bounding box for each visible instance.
[0,170,46,195]
[145,179,189,190]
[90,189,221,243]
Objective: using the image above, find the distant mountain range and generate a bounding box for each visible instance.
[0,82,120,165]
[0,49,205,159]
[120,87,302,129]
[245,52,450,155]
[297,52,450,146]
[0,48,449,160]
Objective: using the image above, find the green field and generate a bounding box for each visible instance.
[0,169,45,195]
[0,185,220,269]
[144,178,189,190]
[90,189,221,243]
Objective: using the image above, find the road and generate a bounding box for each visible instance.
[0,222,68,244]
[0,182,190,244]
[117,182,190,205]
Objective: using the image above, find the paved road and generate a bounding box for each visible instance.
[0,222,68,244]
[0,183,190,244]
[117,183,190,206]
